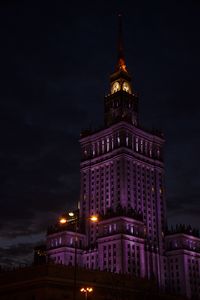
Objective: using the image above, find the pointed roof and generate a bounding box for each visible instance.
[115,14,127,73]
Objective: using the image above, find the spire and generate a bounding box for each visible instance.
[116,14,127,73]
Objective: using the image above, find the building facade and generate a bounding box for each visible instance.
[46,20,200,299]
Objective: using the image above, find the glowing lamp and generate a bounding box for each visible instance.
[90,215,98,223]
[80,287,93,293]
[68,212,75,217]
[59,218,67,224]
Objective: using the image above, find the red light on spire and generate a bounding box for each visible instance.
[116,13,127,73]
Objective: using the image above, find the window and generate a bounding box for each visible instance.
[140,139,143,152]
[149,145,152,157]
[117,135,120,146]
[111,137,114,149]
[106,137,110,152]
[136,137,139,151]
[92,144,95,156]
[102,140,105,152]
[126,135,129,146]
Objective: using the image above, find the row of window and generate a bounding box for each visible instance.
[48,236,83,249]
[81,159,164,236]
[82,133,162,161]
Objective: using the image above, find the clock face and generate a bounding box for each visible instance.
[111,81,120,94]
[122,81,131,93]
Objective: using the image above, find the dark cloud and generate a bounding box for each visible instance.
[0,243,34,258]
[0,242,41,267]
[167,193,200,215]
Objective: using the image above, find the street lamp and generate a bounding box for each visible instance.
[69,212,75,217]
[59,211,78,300]
[59,213,98,300]
[59,217,67,224]
[89,215,98,223]
[80,287,93,300]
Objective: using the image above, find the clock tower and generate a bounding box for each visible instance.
[47,16,200,300]
[104,15,138,127]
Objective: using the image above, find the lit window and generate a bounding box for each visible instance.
[102,140,105,152]
[92,144,95,156]
[117,135,120,146]
[126,135,129,146]
[149,145,152,157]
[136,138,139,152]
[145,141,148,154]
[130,226,134,234]
[111,137,114,149]
[140,140,143,152]
[106,138,110,152]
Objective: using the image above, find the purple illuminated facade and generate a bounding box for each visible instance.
[47,21,200,299]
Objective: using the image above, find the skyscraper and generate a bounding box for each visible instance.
[47,16,200,299]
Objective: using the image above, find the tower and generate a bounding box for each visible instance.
[46,16,200,300]
[79,15,166,282]
[104,15,138,127]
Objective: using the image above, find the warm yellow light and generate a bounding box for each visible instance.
[90,215,98,223]
[80,287,93,293]
[68,212,74,217]
[59,218,67,224]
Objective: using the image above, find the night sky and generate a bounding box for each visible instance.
[0,0,200,266]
